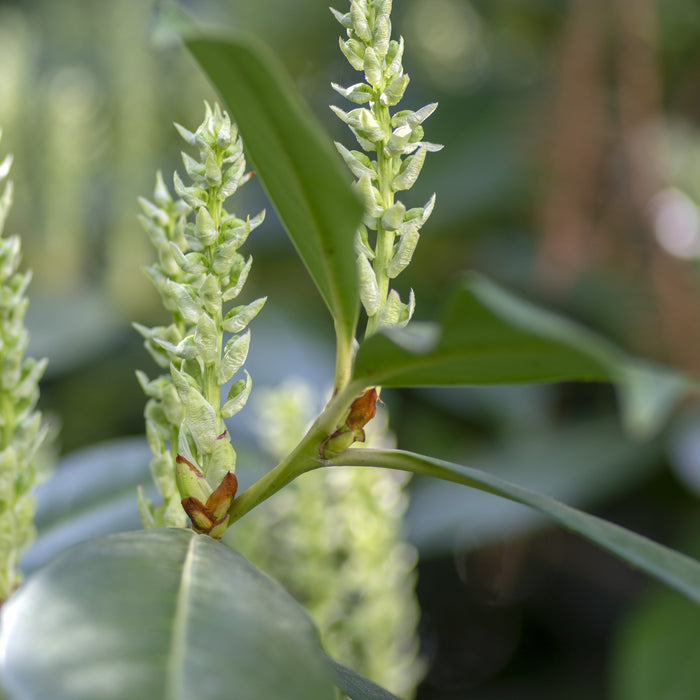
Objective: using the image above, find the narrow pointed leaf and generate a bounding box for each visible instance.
[185,33,362,351]
[353,273,696,437]
[1,530,335,700]
[325,448,700,605]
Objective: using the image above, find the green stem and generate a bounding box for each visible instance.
[333,318,355,394]
[365,105,395,338]
[1,391,13,450]
[323,447,502,497]
[227,379,367,523]
[206,198,225,435]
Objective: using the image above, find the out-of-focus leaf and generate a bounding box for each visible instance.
[324,448,700,604]
[2,530,335,700]
[610,527,700,700]
[22,436,270,575]
[353,273,695,437]
[21,438,151,575]
[610,586,700,700]
[184,33,362,354]
[26,291,126,376]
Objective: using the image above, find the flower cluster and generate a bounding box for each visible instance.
[135,103,265,538]
[331,0,441,336]
[0,131,50,600]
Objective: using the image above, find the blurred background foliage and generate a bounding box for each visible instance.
[2,0,700,697]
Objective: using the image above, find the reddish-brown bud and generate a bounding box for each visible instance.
[206,472,238,521]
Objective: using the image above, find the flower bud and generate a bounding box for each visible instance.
[205,472,238,521]
[392,147,427,192]
[357,252,380,316]
[363,47,382,88]
[222,371,252,418]
[175,454,212,504]
[195,206,217,246]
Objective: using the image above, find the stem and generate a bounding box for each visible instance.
[1,391,13,450]
[365,104,396,338]
[227,379,367,523]
[333,318,355,394]
[323,447,504,497]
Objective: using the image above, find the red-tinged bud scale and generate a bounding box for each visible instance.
[320,388,379,458]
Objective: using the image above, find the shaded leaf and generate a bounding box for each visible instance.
[3,530,335,700]
[353,273,696,437]
[610,527,700,700]
[611,587,700,700]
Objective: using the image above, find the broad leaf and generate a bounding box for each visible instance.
[353,273,695,437]
[2,530,334,700]
[185,34,362,352]
[324,448,700,604]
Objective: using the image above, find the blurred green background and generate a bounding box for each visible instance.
[3,0,700,698]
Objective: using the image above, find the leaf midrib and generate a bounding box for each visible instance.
[165,534,197,700]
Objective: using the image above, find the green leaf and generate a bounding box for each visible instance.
[324,448,700,605]
[609,526,700,700]
[185,33,363,353]
[328,658,402,700]
[611,587,700,700]
[2,530,335,700]
[353,273,696,437]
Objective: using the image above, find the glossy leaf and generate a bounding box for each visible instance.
[185,34,362,351]
[2,530,335,700]
[324,448,700,604]
[353,273,695,437]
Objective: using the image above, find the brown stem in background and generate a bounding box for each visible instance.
[537,0,700,374]
[537,0,608,289]
[612,0,700,373]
